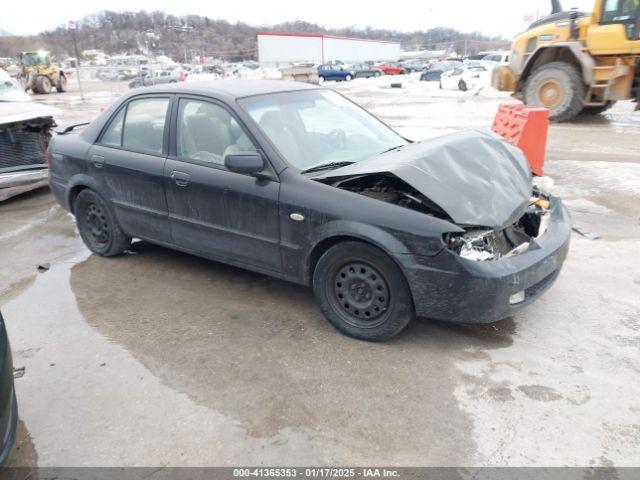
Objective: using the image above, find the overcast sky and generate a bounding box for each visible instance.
[1,0,596,38]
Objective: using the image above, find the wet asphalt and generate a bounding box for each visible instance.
[1,77,639,466]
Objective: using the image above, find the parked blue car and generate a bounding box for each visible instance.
[318,64,356,83]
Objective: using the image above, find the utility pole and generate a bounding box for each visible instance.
[168,25,194,64]
[68,20,84,100]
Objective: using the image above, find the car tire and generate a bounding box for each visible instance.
[55,75,67,92]
[318,76,325,84]
[374,71,382,77]
[313,241,414,341]
[523,61,586,122]
[439,81,443,89]
[458,80,468,91]
[74,189,131,257]
[345,74,352,81]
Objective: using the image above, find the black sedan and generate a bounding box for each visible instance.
[420,60,463,81]
[48,81,571,341]
[0,312,17,464]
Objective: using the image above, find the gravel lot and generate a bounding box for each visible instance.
[1,76,639,466]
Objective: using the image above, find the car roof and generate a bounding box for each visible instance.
[138,79,320,100]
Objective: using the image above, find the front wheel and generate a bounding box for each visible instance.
[318,76,325,84]
[75,189,131,257]
[523,61,586,122]
[458,79,468,91]
[35,76,52,94]
[313,241,414,341]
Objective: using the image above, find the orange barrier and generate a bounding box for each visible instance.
[491,104,549,176]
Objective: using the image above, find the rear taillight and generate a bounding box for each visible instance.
[44,147,50,166]
[179,71,186,82]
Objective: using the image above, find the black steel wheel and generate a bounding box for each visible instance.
[332,261,390,328]
[74,189,131,256]
[85,203,110,245]
[313,241,414,341]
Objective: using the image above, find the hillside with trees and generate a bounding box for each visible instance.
[0,11,509,61]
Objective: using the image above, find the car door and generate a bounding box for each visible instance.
[88,94,172,242]
[440,70,455,89]
[164,96,281,272]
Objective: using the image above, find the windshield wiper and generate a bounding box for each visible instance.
[379,144,405,155]
[301,161,354,174]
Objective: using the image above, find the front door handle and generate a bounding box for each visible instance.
[90,154,105,169]
[170,171,191,187]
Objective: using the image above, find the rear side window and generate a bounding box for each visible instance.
[122,98,169,154]
[100,108,125,147]
[99,97,169,154]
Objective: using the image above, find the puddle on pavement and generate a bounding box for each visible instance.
[0,230,523,465]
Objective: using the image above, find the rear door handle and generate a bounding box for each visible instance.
[90,154,105,169]
[170,171,191,187]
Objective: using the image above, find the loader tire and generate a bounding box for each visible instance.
[580,101,615,116]
[56,75,67,92]
[524,61,586,122]
[35,76,52,94]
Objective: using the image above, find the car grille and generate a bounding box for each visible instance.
[0,124,49,171]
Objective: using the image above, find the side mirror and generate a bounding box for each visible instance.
[224,151,265,175]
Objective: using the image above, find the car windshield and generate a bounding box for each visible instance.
[239,89,407,172]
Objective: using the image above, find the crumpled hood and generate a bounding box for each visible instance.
[316,129,532,229]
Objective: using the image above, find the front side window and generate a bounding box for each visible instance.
[601,0,639,38]
[177,99,257,165]
[240,89,407,171]
[122,98,169,154]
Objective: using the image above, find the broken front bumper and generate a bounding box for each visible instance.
[0,167,49,202]
[399,197,571,324]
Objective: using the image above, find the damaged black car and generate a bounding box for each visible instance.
[48,81,571,341]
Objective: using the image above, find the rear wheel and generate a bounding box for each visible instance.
[374,70,382,77]
[523,61,586,122]
[345,74,352,81]
[580,101,616,116]
[35,76,52,94]
[458,79,468,91]
[318,76,325,84]
[74,189,131,257]
[55,75,67,92]
[313,241,414,341]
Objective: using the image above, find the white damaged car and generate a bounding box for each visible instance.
[440,64,490,92]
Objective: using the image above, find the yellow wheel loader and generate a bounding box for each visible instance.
[492,0,640,121]
[18,51,67,95]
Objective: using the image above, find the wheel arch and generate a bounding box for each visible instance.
[66,174,105,214]
[520,43,594,89]
[305,221,414,286]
